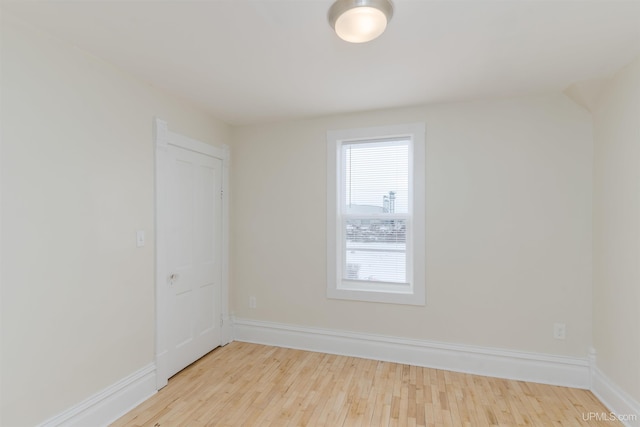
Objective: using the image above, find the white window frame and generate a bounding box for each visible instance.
[327,123,426,305]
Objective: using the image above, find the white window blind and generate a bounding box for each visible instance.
[341,139,410,285]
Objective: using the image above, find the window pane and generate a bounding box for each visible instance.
[343,140,409,214]
[344,219,407,283]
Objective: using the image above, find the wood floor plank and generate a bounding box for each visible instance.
[111,342,621,427]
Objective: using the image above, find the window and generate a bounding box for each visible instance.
[327,123,425,305]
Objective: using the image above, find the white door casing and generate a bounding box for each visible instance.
[155,118,230,389]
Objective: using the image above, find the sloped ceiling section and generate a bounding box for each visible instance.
[564,79,609,113]
[3,0,640,125]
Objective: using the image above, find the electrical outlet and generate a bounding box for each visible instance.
[249,296,256,309]
[553,323,566,340]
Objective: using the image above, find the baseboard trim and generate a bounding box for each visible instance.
[37,363,157,427]
[591,365,640,427]
[232,318,590,389]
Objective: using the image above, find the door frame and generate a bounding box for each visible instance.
[154,117,231,389]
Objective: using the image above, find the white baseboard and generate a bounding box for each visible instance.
[232,318,590,389]
[591,364,640,427]
[37,363,157,427]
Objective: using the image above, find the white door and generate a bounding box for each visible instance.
[166,145,222,378]
[155,119,229,388]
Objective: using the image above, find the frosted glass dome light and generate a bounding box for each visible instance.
[328,0,394,43]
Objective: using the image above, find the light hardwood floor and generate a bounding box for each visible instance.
[112,341,620,427]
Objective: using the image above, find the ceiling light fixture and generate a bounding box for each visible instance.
[328,0,394,43]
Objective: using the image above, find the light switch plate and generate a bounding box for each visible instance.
[136,230,145,247]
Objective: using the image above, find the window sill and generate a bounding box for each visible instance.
[327,286,425,306]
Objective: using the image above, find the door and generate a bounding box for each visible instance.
[166,145,222,378]
[155,118,229,388]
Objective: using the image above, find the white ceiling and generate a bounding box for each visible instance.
[3,0,640,125]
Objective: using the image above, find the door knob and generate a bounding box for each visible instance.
[169,273,179,284]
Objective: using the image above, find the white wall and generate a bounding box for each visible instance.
[593,56,640,403]
[0,14,230,426]
[231,93,594,358]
